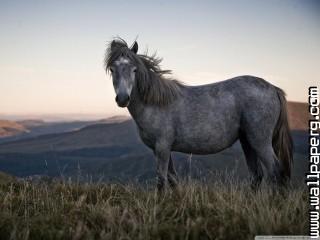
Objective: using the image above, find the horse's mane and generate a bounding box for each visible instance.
[105,38,185,106]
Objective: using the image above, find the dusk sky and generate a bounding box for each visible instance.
[0,0,319,120]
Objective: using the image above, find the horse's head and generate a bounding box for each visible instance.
[108,41,139,108]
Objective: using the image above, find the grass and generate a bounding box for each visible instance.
[0,171,16,186]
[0,177,308,240]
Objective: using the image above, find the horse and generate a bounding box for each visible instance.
[104,38,293,191]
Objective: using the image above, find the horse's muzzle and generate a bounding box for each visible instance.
[115,94,130,108]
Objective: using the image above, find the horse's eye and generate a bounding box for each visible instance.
[133,68,137,73]
[110,68,114,73]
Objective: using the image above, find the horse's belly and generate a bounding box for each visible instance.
[172,131,238,154]
[172,144,224,155]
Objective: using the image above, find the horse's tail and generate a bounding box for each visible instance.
[273,87,293,181]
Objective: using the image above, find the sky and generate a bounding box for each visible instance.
[0,0,319,120]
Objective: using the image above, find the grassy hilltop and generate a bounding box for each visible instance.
[0,177,308,240]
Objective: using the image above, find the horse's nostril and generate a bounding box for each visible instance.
[115,94,130,106]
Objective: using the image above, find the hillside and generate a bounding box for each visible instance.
[0,115,130,143]
[0,103,310,182]
[0,101,307,141]
[16,119,46,128]
[287,101,309,130]
[0,121,139,153]
[0,118,309,184]
[0,120,28,138]
[0,101,308,140]
[0,171,16,185]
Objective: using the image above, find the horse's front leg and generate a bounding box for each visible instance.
[168,155,178,188]
[154,142,171,191]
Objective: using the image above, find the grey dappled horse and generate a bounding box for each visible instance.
[104,38,293,191]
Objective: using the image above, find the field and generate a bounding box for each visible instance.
[0,177,308,240]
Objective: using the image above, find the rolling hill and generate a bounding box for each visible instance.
[0,121,139,153]
[0,101,308,141]
[0,115,129,143]
[0,120,309,184]
[16,119,46,128]
[0,102,311,183]
[0,120,28,138]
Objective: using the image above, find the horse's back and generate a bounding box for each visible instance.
[171,75,280,154]
[184,75,280,112]
[185,75,276,95]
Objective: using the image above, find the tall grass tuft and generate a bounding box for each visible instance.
[0,177,308,240]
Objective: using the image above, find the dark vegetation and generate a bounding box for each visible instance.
[0,175,308,240]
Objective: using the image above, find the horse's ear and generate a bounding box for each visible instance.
[131,41,138,54]
[110,40,117,51]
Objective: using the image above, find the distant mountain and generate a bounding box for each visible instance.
[17,119,46,128]
[0,120,139,153]
[0,115,130,143]
[0,100,308,142]
[0,120,29,138]
[0,101,308,141]
[97,115,130,124]
[0,104,310,183]
[0,118,309,184]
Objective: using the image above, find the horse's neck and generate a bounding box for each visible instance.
[127,87,145,123]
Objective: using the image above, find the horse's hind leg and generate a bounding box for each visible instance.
[245,135,284,186]
[241,97,285,187]
[168,155,178,188]
[255,145,285,186]
[239,134,263,190]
